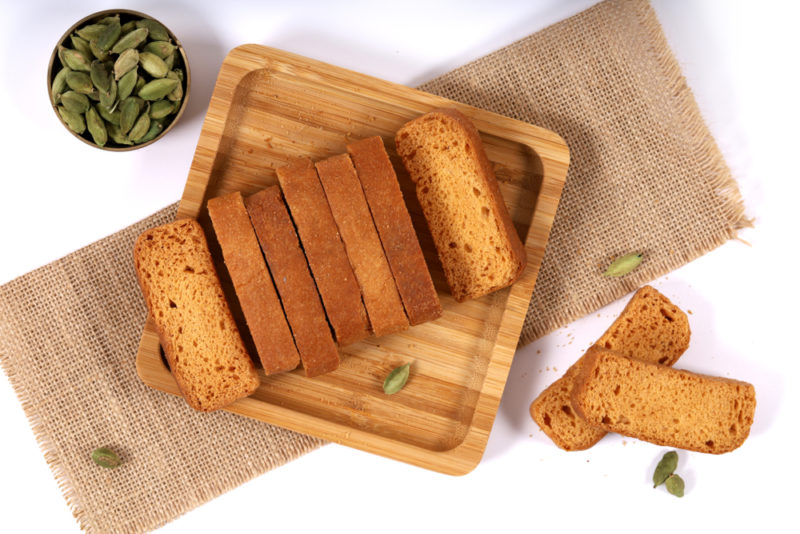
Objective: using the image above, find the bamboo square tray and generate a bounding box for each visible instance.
[136,44,569,475]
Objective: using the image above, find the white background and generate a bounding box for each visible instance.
[1,1,798,532]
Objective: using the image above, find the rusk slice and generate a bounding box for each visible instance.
[530,286,690,450]
[276,157,370,346]
[207,191,300,375]
[347,136,441,325]
[571,348,756,454]
[395,108,526,302]
[133,218,260,411]
[245,186,340,377]
[316,153,409,337]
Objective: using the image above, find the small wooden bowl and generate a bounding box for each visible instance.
[47,9,191,151]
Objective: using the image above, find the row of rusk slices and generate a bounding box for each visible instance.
[205,135,442,377]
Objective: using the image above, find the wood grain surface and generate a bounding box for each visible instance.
[135,44,569,475]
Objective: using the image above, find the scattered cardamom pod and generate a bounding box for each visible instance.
[665,474,685,497]
[65,71,94,94]
[60,91,90,114]
[57,106,86,134]
[90,447,121,469]
[86,106,108,147]
[51,66,71,104]
[113,48,139,80]
[139,51,169,78]
[652,450,678,487]
[603,252,643,277]
[95,17,121,52]
[144,40,176,59]
[164,50,176,71]
[89,39,109,61]
[136,18,170,41]
[111,27,149,54]
[60,47,92,72]
[383,363,411,395]
[138,78,179,101]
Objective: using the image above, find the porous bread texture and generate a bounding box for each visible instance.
[133,218,260,411]
[395,108,526,302]
[530,286,691,450]
[571,348,756,454]
[596,285,690,366]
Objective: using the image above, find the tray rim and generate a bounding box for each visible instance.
[135,44,569,476]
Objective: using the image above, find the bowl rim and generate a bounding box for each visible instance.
[47,8,191,151]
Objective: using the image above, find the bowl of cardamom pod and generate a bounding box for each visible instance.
[48,9,190,150]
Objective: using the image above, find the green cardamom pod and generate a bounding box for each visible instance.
[75,23,107,42]
[97,15,121,26]
[51,66,71,104]
[111,27,148,54]
[164,50,176,71]
[383,363,411,394]
[95,17,121,52]
[120,20,137,35]
[114,48,139,80]
[90,447,121,469]
[129,109,151,142]
[65,71,94,94]
[137,117,165,144]
[60,91,90,114]
[99,77,117,110]
[57,106,86,134]
[117,68,138,101]
[138,78,179,101]
[90,60,110,93]
[603,252,643,277]
[60,47,92,72]
[172,68,185,83]
[665,474,685,497]
[120,97,142,134]
[86,106,108,147]
[143,40,177,59]
[96,103,120,125]
[149,99,174,119]
[136,18,170,41]
[107,122,133,145]
[139,51,169,78]
[135,74,146,93]
[652,450,679,487]
[89,39,109,61]
[165,70,183,102]
[69,34,93,57]
[86,90,100,102]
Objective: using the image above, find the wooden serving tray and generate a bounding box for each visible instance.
[136,44,569,475]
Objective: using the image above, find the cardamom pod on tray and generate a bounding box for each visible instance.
[50,11,187,149]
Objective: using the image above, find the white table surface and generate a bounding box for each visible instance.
[1,1,797,532]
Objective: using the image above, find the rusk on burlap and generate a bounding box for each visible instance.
[0,0,748,531]
[419,0,750,344]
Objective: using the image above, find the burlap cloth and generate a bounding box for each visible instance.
[0,1,749,532]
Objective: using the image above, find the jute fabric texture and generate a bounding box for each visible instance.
[0,1,748,531]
